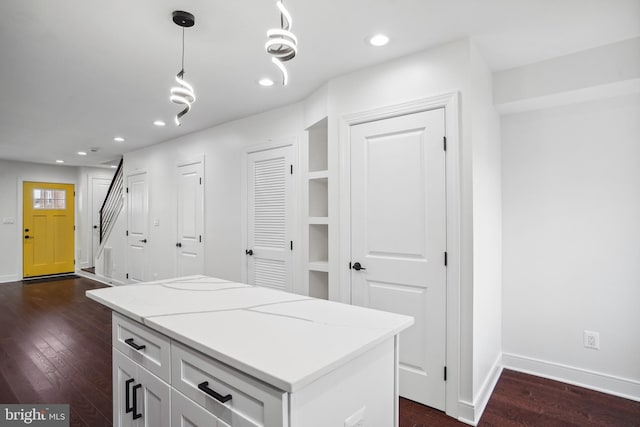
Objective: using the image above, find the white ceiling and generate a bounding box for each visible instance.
[1,0,638,167]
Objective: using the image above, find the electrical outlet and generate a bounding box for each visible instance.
[344,406,365,427]
[583,330,600,350]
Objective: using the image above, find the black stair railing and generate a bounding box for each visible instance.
[99,158,124,244]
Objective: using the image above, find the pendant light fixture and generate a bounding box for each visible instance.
[265,1,298,85]
[170,11,196,126]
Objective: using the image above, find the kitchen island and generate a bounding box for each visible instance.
[87,275,413,427]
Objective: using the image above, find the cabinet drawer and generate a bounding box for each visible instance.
[113,312,171,382]
[172,389,230,427]
[172,342,288,427]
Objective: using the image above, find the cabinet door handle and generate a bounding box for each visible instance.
[125,379,135,414]
[132,383,143,420]
[198,381,232,403]
[124,338,146,351]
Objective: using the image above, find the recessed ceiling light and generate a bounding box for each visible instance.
[368,34,390,47]
[77,151,87,156]
[56,160,64,164]
[153,120,166,127]
[258,78,274,87]
[113,136,125,142]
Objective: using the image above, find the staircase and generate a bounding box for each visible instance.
[98,158,124,249]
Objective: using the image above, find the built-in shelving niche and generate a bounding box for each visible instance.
[306,117,329,300]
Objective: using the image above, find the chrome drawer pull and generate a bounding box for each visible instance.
[198,381,232,403]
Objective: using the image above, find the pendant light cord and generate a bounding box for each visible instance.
[181,27,185,73]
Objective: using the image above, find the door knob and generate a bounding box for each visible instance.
[24,228,29,232]
[139,239,147,243]
[352,262,366,271]
[24,235,30,239]
[245,249,253,256]
[93,225,98,229]
[176,242,182,248]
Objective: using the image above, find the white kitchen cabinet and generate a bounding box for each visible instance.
[113,348,171,427]
[89,276,413,427]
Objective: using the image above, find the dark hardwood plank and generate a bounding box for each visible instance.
[401,369,640,427]
[0,278,112,426]
[1,276,639,427]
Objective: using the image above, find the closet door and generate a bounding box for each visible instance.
[176,160,204,276]
[350,108,447,410]
[126,171,149,283]
[246,145,294,292]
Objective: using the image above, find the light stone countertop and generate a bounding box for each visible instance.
[87,275,413,392]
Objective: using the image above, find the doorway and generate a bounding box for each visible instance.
[23,181,75,278]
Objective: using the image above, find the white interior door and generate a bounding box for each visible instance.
[350,108,447,409]
[126,172,148,283]
[246,145,294,292]
[91,177,112,267]
[176,161,204,276]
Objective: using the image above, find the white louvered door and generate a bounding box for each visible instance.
[247,145,294,292]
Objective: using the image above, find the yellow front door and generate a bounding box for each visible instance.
[23,182,75,278]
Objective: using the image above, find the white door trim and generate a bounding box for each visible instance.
[240,137,300,288]
[338,91,461,419]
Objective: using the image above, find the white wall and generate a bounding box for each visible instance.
[120,102,305,284]
[494,37,640,115]
[470,42,503,416]
[0,159,79,282]
[502,93,640,400]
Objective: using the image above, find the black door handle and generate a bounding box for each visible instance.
[352,262,366,271]
[139,239,147,243]
[198,381,232,403]
[132,383,142,420]
[176,242,182,248]
[125,378,135,413]
[93,225,98,229]
[24,235,30,239]
[245,249,253,256]
[125,338,146,351]
[24,228,29,232]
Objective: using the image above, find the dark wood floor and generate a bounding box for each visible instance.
[1,277,639,427]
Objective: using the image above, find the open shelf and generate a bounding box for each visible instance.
[309,224,328,263]
[309,271,329,300]
[308,217,329,225]
[308,261,329,272]
[306,116,329,300]
[308,170,328,180]
[308,118,328,172]
[309,178,328,218]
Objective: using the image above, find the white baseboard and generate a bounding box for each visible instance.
[503,352,640,402]
[0,274,20,284]
[457,354,503,426]
[457,400,475,426]
[76,270,123,287]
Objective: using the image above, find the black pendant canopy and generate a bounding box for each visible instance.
[172,10,195,28]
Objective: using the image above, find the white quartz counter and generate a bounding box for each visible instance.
[87,275,413,392]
